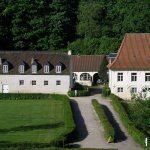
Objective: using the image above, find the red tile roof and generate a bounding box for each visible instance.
[72,55,105,72]
[108,33,150,70]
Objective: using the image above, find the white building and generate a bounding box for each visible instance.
[72,55,105,86]
[0,51,71,94]
[108,33,150,100]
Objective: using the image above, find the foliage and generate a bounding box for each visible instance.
[0,93,51,100]
[98,57,108,83]
[92,99,115,143]
[68,0,150,54]
[67,38,101,54]
[2,148,118,150]
[77,1,104,38]
[0,0,149,53]
[0,95,75,148]
[67,89,90,97]
[0,0,78,50]
[102,85,111,97]
[125,97,150,136]
[110,94,148,148]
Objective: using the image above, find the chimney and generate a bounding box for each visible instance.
[68,50,72,55]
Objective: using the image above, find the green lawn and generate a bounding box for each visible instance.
[0,95,75,147]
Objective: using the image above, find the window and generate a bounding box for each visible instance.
[32,65,37,74]
[32,80,36,85]
[3,65,8,73]
[142,86,150,92]
[44,65,49,73]
[145,73,150,81]
[117,87,123,92]
[56,80,61,85]
[131,73,137,81]
[73,73,77,80]
[44,80,48,85]
[56,66,61,73]
[131,87,137,93]
[80,73,91,81]
[117,73,123,81]
[19,80,24,85]
[19,65,24,74]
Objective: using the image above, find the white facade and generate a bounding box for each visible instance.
[0,75,70,94]
[109,70,150,100]
[73,72,98,86]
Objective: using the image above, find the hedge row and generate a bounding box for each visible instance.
[92,99,115,143]
[63,96,76,138]
[102,85,111,97]
[67,90,90,97]
[0,93,51,100]
[2,148,118,150]
[110,94,148,148]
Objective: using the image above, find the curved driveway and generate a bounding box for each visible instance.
[69,94,143,150]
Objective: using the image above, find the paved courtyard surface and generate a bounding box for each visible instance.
[68,94,143,150]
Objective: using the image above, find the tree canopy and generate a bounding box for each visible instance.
[0,0,149,53]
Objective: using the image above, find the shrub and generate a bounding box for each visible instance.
[67,90,89,97]
[102,85,111,97]
[0,93,50,100]
[72,82,84,90]
[92,99,115,143]
[67,90,75,97]
[110,94,147,148]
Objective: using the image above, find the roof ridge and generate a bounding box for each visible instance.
[0,51,67,54]
[108,34,127,69]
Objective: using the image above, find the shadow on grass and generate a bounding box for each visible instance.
[66,99,88,145]
[101,104,127,143]
[0,122,64,133]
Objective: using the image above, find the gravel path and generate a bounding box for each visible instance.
[68,94,143,150]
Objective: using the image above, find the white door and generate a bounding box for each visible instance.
[2,84,9,93]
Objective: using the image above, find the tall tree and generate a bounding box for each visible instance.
[0,0,12,49]
[77,0,105,38]
[1,0,73,50]
[98,57,108,83]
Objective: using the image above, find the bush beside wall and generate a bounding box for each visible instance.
[102,85,111,97]
[0,93,51,100]
[110,94,147,148]
[67,90,89,97]
[92,99,115,143]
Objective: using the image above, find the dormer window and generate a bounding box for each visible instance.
[3,65,8,73]
[44,65,49,73]
[32,65,37,74]
[31,59,38,74]
[19,65,24,74]
[56,66,61,73]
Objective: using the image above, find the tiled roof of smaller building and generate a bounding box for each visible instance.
[0,51,70,75]
[72,55,105,72]
[108,33,150,70]
[109,53,117,58]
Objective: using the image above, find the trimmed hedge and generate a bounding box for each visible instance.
[102,85,111,97]
[67,90,90,97]
[2,148,118,150]
[92,99,115,143]
[110,94,148,148]
[0,93,51,100]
